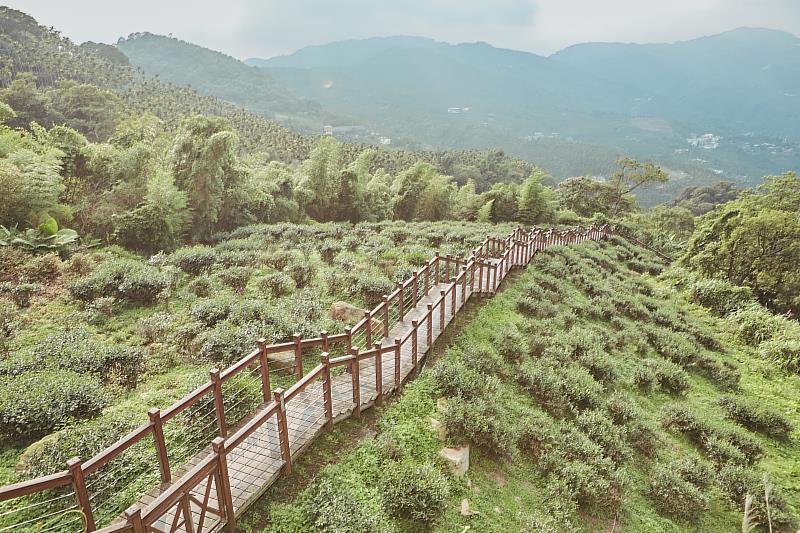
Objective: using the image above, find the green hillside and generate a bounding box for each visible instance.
[242,237,800,532]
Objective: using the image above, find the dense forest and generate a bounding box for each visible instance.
[0,5,798,533]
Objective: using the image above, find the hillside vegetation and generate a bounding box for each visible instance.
[249,238,799,532]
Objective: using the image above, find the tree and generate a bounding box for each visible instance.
[46,80,123,141]
[476,200,493,223]
[517,173,556,225]
[171,115,243,241]
[683,173,800,315]
[0,73,54,129]
[556,176,618,217]
[452,180,480,221]
[607,157,668,216]
[415,173,455,221]
[483,182,518,222]
[113,169,189,254]
[392,162,442,221]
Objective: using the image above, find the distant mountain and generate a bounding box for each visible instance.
[551,28,800,139]
[114,28,800,199]
[245,30,800,187]
[116,33,348,133]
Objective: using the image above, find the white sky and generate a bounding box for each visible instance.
[4,0,800,59]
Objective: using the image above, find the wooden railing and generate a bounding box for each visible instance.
[0,223,612,533]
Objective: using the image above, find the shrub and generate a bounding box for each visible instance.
[727,304,783,346]
[0,370,106,439]
[32,329,142,386]
[68,258,171,304]
[696,354,740,390]
[266,503,315,533]
[759,335,800,373]
[302,471,393,533]
[649,462,708,518]
[518,358,603,414]
[605,392,638,425]
[516,296,558,318]
[136,312,174,344]
[189,298,233,327]
[286,261,315,289]
[199,321,261,366]
[381,461,450,522]
[187,274,216,297]
[441,395,518,456]
[496,328,526,364]
[717,466,799,532]
[574,410,630,464]
[689,278,753,316]
[538,426,622,509]
[433,358,496,400]
[0,282,43,307]
[356,273,394,309]
[18,252,61,282]
[215,266,253,292]
[718,396,793,438]
[165,245,216,274]
[257,271,295,298]
[636,358,689,394]
[660,405,764,465]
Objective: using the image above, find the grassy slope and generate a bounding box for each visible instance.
[249,237,799,532]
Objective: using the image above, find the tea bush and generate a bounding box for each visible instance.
[302,471,393,533]
[199,321,261,366]
[634,358,689,394]
[256,271,295,298]
[190,297,233,327]
[165,245,217,274]
[727,304,784,346]
[32,330,143,386]
[0,370,106,439]
[381,461,450,523]
[215,266,253,292]
[759,335,800,374]
[718,396,793,439]
[689,278,753,316]
[496,327,526,364]
[716,465,799,531]
[649,461,709,518]
[68,258,171,304]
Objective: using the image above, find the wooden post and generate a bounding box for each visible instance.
[293,333,303,381]
[351,348,361,417]
[374,342,383,406]
[478,261,483,293]
[445,254,452,282]
[461,266,467,305]
[398,282,405,322]
[469,256,476,292]
[426,304,433,347]
[412,271,419,308]
[148,408,171,483]
[67,457,95,532]
[321,330,329,353]
[439,290,446,332]
[382,295,389,338]
[273,388,291,474]
[451,278,457,311]
[320,353,333,429]
[411,320,418,368]
[257,338,270,402]
[212,437,236,532]
[424,264,430,295]
[364,311,372,347]
[346,327,352,353]
[394,338,401,386]
[492,264,498,292]
[434,251,441,283]
[210,368,226,438]
[124,506,145,533]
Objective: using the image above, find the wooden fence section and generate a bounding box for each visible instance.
[0,224,611,533]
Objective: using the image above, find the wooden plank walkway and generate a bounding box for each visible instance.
[133,259,502,532]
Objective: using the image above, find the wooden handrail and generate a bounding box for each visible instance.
[0,223,613,532]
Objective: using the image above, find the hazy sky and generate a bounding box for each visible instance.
[5,0,800,59]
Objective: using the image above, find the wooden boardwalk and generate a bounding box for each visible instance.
[136,260,498,532]
[0,224,611,533]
